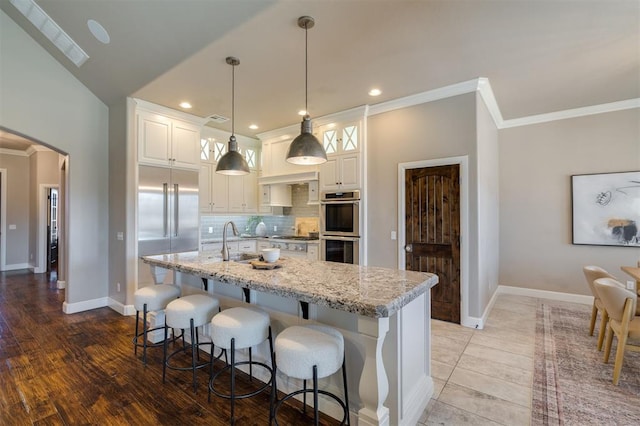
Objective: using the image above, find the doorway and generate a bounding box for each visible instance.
[47,188,58,274]
[399,156,469,325]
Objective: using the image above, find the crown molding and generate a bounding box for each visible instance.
[132,97,209,126]
[0,148,29,157]
[500,98,640,129]
[367,79,480,117]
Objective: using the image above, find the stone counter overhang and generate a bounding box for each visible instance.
[142,251,438,318]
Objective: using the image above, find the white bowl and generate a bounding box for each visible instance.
[261,248,280,263]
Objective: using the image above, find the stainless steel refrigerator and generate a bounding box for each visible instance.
[138,165,199,256]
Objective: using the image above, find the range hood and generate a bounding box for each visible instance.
[258,171,318,185]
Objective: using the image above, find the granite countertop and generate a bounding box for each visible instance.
[141,251,438,318]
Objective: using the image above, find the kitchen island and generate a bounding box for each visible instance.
[142,251,438,426]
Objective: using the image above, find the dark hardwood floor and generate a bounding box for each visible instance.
[0,271,340,425]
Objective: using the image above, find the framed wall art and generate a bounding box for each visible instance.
[571,171,640,247]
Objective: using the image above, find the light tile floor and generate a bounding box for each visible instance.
[419,293,540,425]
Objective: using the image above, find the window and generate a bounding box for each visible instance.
[323,129,337,154]
[244,148,256,169]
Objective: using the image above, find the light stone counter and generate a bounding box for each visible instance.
[142,251,437,318]
[142,251,438,426]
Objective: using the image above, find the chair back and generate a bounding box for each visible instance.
[583,266,615,298]
[594,278,636,322]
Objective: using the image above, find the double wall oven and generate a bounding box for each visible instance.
[320,190,360,264]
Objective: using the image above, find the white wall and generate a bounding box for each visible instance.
[0,10,109,309]
[499,108,640,295]
[0,153,30,268]
[475,95,500,315]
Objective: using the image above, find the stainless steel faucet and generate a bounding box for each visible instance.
[221,221,239,261]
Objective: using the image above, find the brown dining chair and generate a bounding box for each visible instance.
[583,266,617,350]
[594,277,640,385]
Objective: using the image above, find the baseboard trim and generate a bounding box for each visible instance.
[2,262,30,271]
[63,297,109,314]
[400,376,433,426]
[497,285,593,305]
[107,298,136,316]
[462,286,500,330]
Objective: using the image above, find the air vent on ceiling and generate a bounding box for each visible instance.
[206,114,230,124]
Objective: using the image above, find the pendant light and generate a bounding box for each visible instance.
[216,56,250,175]
[286,16,327,165]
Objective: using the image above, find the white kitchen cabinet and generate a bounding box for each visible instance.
[318,122,361,192]
[228,171,258,213]
[307,180,319,204]
[307,243,319,260]
[257,240,271,251]
[199,163,229,213]
[137,109,200,169]
[260,184,292,207]
[319,153,360,191]
[238,240,257,253]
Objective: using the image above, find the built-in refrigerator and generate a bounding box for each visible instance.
[138,165,199,256]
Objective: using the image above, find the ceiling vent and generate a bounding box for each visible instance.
[206,114,229,124]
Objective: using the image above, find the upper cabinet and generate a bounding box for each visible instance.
[199,126,260,214]
[318,121,361,191]
[137,108,201,169]
[261,137,318,177]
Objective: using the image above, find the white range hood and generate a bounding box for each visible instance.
[258,171,318,185]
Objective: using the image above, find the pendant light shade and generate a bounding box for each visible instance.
[216,56,250,175]
[286,16,327,165]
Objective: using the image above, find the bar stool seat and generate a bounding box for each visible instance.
[272,325,350,425]
[163,294,220,392]
[209,306,274,425]
[133,284,181,364]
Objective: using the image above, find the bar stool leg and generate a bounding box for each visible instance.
[303,380,307,414]
[249,347,253,381]
[142,304,149,364]
[342,356,350,425]
[190,319,198,392]
[270,353,277,425]
[162,319,169,383]
[230,337,236,425]
[134,310,140,356]
[313,365,319,426]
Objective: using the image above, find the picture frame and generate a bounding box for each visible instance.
[571,171,640,247]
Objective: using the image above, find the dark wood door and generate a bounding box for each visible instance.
[405,164,461,323]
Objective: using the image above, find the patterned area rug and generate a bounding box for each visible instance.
[532,302,640,425]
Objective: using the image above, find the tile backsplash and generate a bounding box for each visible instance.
[201,183,319,240]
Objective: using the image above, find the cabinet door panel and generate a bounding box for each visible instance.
[138,113,170,165]
[244,172,258,213]
[211,172,229,212]
[340,154,360,189]
[172,120,200,169]
[227,175,245,212]
[199,164,212,212]
[320,158,339,191]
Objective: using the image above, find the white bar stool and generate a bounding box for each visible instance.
[208,306,274,425]
[132,284,181,365]
[163,294,221,392]
[271,325,350,425]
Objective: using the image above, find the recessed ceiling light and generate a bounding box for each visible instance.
[87,19,110,44]
[298,110,307,116]
[179,102,192,109]
[368,88,382,96]
[249,124,259,130]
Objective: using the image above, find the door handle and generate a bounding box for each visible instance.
[173,184,179,237]
[405,244,413,253]
[162,183,169,237]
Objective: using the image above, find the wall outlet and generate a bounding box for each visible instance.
[30,253,33,260]
[391,231,397,240]
[208,227,213,234]
[273,225,277,232]
[116,232,124,241]
[627,280,636,290]
[117,282,121,292]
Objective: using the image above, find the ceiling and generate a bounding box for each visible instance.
[1,0,638,139]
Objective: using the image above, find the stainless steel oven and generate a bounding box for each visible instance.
[321,235,360,265]
[320,190,360,237]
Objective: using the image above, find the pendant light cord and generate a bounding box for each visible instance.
[231,62,235,137]
[305,22,308,114]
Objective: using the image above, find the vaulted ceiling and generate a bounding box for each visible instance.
[1,0,638,142]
